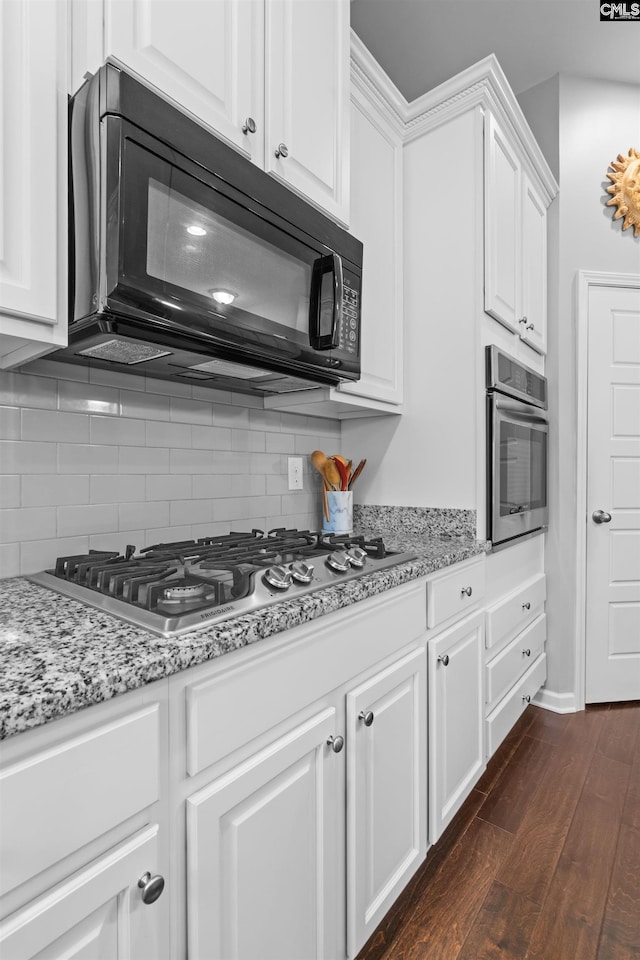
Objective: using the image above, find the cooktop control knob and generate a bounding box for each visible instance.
[263,565,293,590]
[326,550,350,573]
[346,546,367,568]
[291,560,314,584]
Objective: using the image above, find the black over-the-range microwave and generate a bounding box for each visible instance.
[56,61,363,396]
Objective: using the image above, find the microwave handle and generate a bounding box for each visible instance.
[309,253,343,351]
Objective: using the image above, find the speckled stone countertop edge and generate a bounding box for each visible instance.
[0,535,489,741]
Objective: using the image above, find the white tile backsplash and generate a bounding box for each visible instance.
[0,363,339,577]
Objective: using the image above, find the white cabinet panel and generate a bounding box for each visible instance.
[186,707,342,960]
[484,112,520,333]
[346,647,427,955]
[520,173,547,354]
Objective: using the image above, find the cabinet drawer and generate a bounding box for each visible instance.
[485,614,546,709]
[186,582,427,776]
[427,558,485,629]
[485,574,546,655]
[0,705,160,897]
[485,653,546,759]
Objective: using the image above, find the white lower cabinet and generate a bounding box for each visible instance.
[428,611,485,844]
[0,826,163,960]
[186,706,344,960]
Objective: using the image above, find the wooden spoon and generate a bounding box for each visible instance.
[310,450,331,520]
[323,458,342,491]
[348,458,367,489]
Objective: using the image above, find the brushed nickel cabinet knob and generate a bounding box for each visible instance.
[242,117,256,134]
[138,872,165,905]
[438,655,450,667]
[461,586,473,597]
[358,710,374,727]
[275,142,289,159]
[327,735,344,753]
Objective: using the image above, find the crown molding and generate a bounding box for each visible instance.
[350,40,558,201]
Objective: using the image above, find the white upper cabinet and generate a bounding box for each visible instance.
[94,0,350,224]
[0,0,68,369]
[484,111,548,355]
[104,0,265,163]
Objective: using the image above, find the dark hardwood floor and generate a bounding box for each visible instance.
[356,702,640,960]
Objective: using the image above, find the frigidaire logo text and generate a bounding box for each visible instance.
[200,605,235,620]
[600,2,640,19]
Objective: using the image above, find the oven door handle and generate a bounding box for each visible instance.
[493,394,549,424]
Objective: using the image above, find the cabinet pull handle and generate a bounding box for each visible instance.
[518,316,528,325]
[461,586,472,597]
[242,116,257,135]
[358,710,375,727]
[522,694,531,704]
[522,601,531,610]
[327,734,344,753]
[138,872,165,905]
[526,322,535,331]
[438,655,450,666]
[275,142,289,159]
[523,648,531,657]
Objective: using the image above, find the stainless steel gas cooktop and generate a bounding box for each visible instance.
[29,528,417,638]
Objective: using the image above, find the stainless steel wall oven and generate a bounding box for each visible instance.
[486,346,549,548]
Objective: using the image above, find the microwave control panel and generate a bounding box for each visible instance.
[339,284,360,357]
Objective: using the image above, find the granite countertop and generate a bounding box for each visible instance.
[0,507,489,741]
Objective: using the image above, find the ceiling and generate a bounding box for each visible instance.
[350,1,640,100]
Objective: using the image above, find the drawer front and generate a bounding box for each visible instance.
[0,705,160,897]
[485,614,546,709]
[486,574,546,655]
[485,653,547,759]
[186,582,427,776]
[427,558,485,630]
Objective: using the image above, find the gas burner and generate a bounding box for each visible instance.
[29,528,417,638]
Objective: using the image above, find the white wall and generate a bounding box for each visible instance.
[520,74,640,700]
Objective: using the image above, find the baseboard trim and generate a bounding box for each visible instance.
[533,688,578,714]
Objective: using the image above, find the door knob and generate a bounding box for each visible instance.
[592,509,612,524]
[138,872,165,905]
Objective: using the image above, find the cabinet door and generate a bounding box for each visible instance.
[265,0,350,224]
[0,0,67,367]
[104,0,264,163]
[484,112,521,333]
[346,647,427,957]
[337,85,403,406]
[186,706,343,960]
[520,173,547,355]
[429,612,485,844]
[0,826,166,960]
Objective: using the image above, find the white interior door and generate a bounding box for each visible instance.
[585,281,640,702]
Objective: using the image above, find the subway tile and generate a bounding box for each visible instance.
[57,443,118,474]
[279,412,309,433]
[119,501,170,531]
[191,475,233,499]
[58,380,119,415]
[187,520,231,539]
[170,397,213,425]
[170,448,217,474]
[213,495,281,522]
[268,511,318,532]
[22,409,90,443]
[191,385,232,404]
[90,415,145,446]
[266,432,295,454]
[120,389,171,421]
[57,503,119,538]
[145,376,192,398]
[248,408,282,431]
[0,441,57,474]
[230,475,266,497]
[22,475,90,507]
[0,506,57,542]
[169,499,213,526]
[0,475,21,508]
[118,446,169,474]
[281,492,316,516]
[146,420,191,449]
[231,429,266,452]
[249,452,284,476]
[146,475,191,501]
[0,407,20,440]
[266,474,290,496]
[89,530,145,553]
[90,367,146,391]
[23,358,89,382]
[144,525,193,546]
[19,536,90,576]
[90,475,146,504]
[191,425,232,450]
[0,371,57,409]
[230,390,263,408]
[0,542,20,578]
[212,402,250,429]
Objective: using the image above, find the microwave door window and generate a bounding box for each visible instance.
[499,421,547,517]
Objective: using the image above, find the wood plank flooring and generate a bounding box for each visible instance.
[356,702,640,960]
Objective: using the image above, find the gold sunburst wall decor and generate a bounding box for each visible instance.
[605,147,640,237]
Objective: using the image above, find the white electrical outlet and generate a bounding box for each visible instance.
[288,456,304,490]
